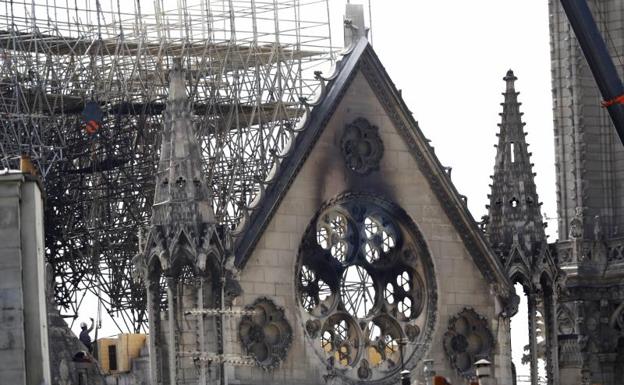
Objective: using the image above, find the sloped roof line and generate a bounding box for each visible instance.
[232,38,513,295]
[358,46,512,293]
[232,39,369,266]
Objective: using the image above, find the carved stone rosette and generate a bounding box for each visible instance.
[340,117,384,175]
[238,297,293,370]
[443,308,495,378]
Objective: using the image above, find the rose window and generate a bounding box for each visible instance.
[297,193,437,383]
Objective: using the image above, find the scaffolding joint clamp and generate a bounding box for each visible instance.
[601,94,624,108]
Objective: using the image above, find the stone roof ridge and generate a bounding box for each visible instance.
[486,69,546,258]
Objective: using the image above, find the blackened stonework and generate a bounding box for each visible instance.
[238,298,292,370]
[340,117,384,175]
[295,192,437,384]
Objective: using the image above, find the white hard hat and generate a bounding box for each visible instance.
[80,322,87,328]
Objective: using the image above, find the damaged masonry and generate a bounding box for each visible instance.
[2,1,624,385]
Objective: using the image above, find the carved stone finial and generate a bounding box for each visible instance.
[168,58,186,102]
[503,69,517,92]
[486,70,547,263]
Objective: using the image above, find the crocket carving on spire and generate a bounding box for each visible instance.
[485,70,546,260]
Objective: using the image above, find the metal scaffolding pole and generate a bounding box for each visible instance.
[0,0,334,332]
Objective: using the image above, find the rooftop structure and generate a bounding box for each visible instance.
[0,0,334,331]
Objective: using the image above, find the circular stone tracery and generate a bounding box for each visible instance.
[296,193,437,383]
[340,117,384,175]
[239,298,293,370]
[442,308,495,378]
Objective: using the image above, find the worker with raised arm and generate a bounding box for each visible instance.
[79,317,95,353]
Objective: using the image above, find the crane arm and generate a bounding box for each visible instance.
[560,0,624,146]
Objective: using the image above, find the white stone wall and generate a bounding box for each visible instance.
[228,72,510,384]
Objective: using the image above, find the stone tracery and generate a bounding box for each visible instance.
[442,308,495,378]
[238,298,293,370]
[296,193,436,383]
[340,117,384,175]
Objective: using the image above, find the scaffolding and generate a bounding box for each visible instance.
[0,0,334,332]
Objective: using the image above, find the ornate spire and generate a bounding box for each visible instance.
[152,59,215,229]
[138,58,220,274]
[485,70,546,257]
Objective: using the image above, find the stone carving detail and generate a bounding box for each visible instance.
[616,308,624,331]
[340,117,384,175]
[405,324,420,341]
[306,319,321,338]
[443,308,495,378]
[238,297,293,370]
[557,305,575,335]
[296,192,437,383]
[607,239,624,263]
[358,360,372,379]
[569,207,583,239]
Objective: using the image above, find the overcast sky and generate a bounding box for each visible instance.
[347,1,557,240]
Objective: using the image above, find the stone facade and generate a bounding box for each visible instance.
[219,41,515,385]
[0,173,51,385]
[549,1,624,384]
[129,38,518,385]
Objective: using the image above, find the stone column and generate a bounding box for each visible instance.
[167,277,178,385]
[197,280,207,385]
[146,274,161,385]
[543,289,560,385]
[576,301,591,385]
[597,353,617,385]
[527,292,539,385]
